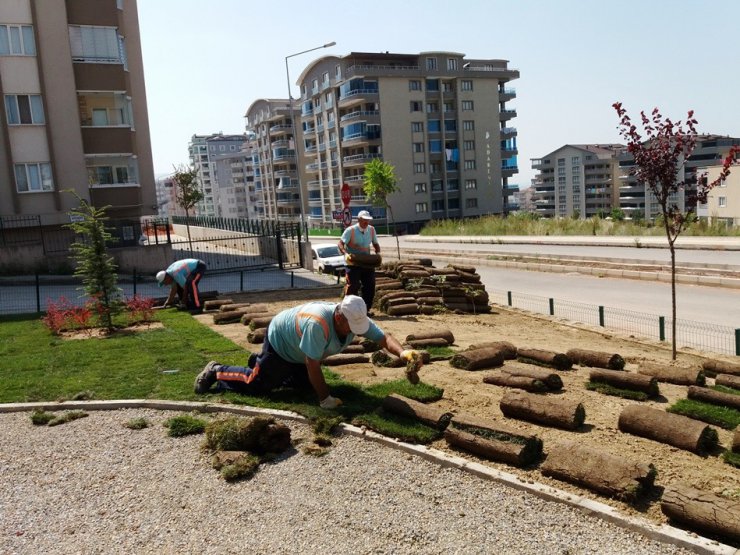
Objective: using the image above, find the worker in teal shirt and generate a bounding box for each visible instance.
[338,210,380,315]
[195,295,421,408]
[156,258,206,312]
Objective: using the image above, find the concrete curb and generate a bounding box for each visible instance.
[2,399,735,555]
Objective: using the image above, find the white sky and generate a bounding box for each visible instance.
[137,0,740,189]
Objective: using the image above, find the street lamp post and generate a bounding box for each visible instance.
[285,41,336,231]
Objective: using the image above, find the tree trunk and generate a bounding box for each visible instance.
[618,405,718,454]
[702,359,740,377]
[716,373,740,390]
[636,362,705,386]
[500,390,585,430]
[482,374,548,392]
[589,369,660,396]
[517,348,572,370]
[239,312,274,326]
[321,353,369,366]
[566,348,625,370]
[185,208,193,254]
[387,204,401,261]
[450,348,505,371]
[687,385,740,411]
[444,427,541,467]
[669,237,677,360]
[382,393,452,430]
[541,440,656,502]
[406,330,455,344]
[247,327,265,344]
[468,341,518,360]
[661,485,740,543]
[495,367,563,390]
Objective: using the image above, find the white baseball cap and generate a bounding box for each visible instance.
[339,295,370,335]
[156,270,167,286]
[357,210,373,220]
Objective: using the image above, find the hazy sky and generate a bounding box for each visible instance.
[137,0,740,188]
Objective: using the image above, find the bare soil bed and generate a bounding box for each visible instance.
[194,288,740,526]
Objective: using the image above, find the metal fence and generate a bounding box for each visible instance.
[0,268,340,316]
[489,289,740,356]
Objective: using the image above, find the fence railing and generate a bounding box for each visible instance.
[489,289,740,356]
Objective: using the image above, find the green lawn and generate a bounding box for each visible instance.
[0,311,444,441]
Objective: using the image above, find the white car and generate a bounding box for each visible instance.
[311,242,346,275]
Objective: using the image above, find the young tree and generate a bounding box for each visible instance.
[613,103,738,359]
[363,158,401,259]
[65,193,121,333]
[173,164,203,253]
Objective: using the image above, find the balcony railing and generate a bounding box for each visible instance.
[340,110,379,123]
[342,153,382,164]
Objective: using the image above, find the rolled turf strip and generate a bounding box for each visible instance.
[661,486,740,544]
[566,348,625,370]
[499,390,585,430]
[617,405,718,454]
[450,348,505,371]
[636,362,705,386]
[382,393,452,430]
[517,347,572,371]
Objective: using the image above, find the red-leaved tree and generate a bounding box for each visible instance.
[613,103,739,359]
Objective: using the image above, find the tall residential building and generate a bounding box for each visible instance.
[618,134,740,220]
[213,148,256,219]
[0,0,156,224]
[697,166,740,226]
[288,51,518,230]
[187,133,246,217]
[244,99,303,221]
[531,144,623,218]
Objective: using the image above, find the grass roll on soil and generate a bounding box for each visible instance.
[661,486,740,544]
[500,390,585,430]
[450,348,505,371]
[382,393,452,430]
[468,341,517,360]
[405,330,455,344]
[566,348,625,370]
[517,348,572,371]
[637,362,705,386]
[618,405,718,454]
[589,369,659,397]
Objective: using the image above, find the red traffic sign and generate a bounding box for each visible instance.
[331,209,344,221]
[340,183,351,207]
[342,207,352,227]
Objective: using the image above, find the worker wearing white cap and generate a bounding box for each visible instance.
[194,295,421,408]
[155,258,206,313]
[338,209,381,315]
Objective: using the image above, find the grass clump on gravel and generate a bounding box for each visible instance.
[667,399,740,430]
[585,381,649,401]
[124,417,149,430]
[30,410,55,425]
[352,412,441,444]
[47,410,89,426]
[165,414,207,437]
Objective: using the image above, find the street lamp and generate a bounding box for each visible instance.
[285,41,336,230]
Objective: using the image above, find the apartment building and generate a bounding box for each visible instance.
[618,135,740,220]
[531,144,623,218]
[284,51,518,230]
[187,133,246,217]
[244,99,304,221]
[698,166,740,226]
[212,148,258,220]
[0,0,155,225]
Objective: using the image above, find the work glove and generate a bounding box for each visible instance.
[400,350,421,362]
[319,395,343,409]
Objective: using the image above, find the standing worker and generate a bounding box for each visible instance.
[338,210,381,315]
[156,258,207,313]
[194,295,422,407]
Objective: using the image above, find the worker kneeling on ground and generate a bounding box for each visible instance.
[194,295,422,408]
[156,258,207,313]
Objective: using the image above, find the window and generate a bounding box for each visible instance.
[413,142,424,153]
[409,80,422,91]
[410,101,422,112]
[335,65,341,78]
[311,78,318,92]
[463,120,474,131]
[426,57,437,70]
[415,202,428,213]
[426,102,438,113]
[414,183,427,193]
[719,197,727,207]
[461,80,473,91]
[0,24,36,55]
[426,79,439,91]
[411,122,424,133]
[14,162,53,192]
[4,94,44,124]
[558,176,566,184]
[68,26,122,63]
[430,162,442,173]
[444,120,456,132]
[558,158,565,166]
[465,179,477,190]
[322,71,329,84]
[465,198,478,209]
[558,167,566,176]
[447,58,458,70]
[447,179,459,191]
[432,199,445,212]
[464,140,475,151]
[572,175,580,184]
[462,100,474,111]
[428,120,441,133]
[464,160,476,170]
[442,82,453,93]
[429,140,442,153]
[571,156,580,164]
[443,102,454,113]
[414,163,426,173]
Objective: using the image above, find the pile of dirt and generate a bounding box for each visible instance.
[194,289,740,526]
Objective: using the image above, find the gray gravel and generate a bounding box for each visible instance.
[0,409,698,554]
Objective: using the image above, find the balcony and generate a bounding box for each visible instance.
[306,161,328,172]
[499,87,516,101]
[500,109,517,121]
[271,139,291,149]
[342,152,382,167]
[340,110,380,123]
[501,127,518,139]
[337,89,379,108]
[269,123,293,134]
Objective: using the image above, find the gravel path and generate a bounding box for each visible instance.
[0,409,699,555]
